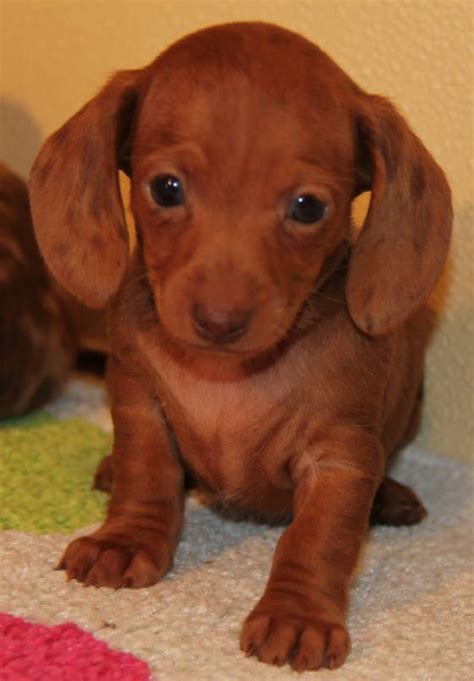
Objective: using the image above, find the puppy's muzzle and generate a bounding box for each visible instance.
[191,302,253,345]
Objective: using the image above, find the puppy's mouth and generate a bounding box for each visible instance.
[159,322,275,358]
[176,340,248,356]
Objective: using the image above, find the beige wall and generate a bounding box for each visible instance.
[1,0,472,461]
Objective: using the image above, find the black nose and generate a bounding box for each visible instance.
[192,303,252,344]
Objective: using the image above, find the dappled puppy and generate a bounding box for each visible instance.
[0,163,76,418]
[29,23,451,671]
[0,164,107,419]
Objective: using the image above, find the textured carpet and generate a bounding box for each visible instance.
[0,378,472,681]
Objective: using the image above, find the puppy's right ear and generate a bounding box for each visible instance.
[29,69,143,308]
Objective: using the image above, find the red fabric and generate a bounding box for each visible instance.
[0,612,152,680]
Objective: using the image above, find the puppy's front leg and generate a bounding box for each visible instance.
[241,431,382,671]
[59,358,184,588]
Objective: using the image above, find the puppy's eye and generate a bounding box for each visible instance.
[289,194,327,224]
[149,175,185,207]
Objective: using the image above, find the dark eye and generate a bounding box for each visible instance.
[149,175,185,207]
[289,194,327,224]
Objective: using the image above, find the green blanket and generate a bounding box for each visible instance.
[0,412,109,532]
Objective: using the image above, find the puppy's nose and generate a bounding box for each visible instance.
[192,303,252,344]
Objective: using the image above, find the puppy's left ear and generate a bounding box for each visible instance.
[347,95,452,335]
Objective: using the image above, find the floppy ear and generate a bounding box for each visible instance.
[346,95,452,334]
[29,69,143,308]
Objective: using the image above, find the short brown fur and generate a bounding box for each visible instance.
[29,23,451,671]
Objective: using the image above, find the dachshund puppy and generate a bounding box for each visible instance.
[29,23,451,671]
[0,163,76,417]
[0,164,106,419]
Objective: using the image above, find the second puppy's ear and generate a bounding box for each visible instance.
[29,69,143,308]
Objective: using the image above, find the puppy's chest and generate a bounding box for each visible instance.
[155,362,298,494]
[164,378,263,435]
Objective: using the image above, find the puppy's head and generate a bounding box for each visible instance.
[29,23,451,356]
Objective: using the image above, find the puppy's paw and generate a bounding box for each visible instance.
[240,604,350,671]
[57,533,171,589]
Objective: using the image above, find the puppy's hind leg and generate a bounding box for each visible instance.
[370,476,427,527]
[370,379,427,527]
[93,455,113,493]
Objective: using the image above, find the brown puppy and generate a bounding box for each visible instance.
[29,23,451,671]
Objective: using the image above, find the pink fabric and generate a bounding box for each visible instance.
[0,612,152,680]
